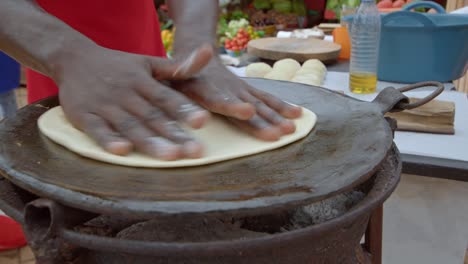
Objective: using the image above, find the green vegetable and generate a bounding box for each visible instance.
[160,20,173,31]
[226,18,249,38]
[326,0,340,10]
[253,0,271,9]
[217,17,228,37]
[292,0,307,16]
[326,0,360,19]
[273,0,292,13]
[231,9,249,20]
[345,0,360,7]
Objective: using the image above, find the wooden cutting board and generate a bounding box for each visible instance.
[385,97,455,134]
[247,37,341,63]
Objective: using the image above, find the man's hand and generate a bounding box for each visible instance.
[171,60,303,141]
[54,44,213,161]
[166,0,302,142]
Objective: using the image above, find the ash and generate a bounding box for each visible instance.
[284,190,365,231]
[76,190,366,242]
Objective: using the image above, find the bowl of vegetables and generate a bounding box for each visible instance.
[225,48,247,57]
[224,26,263,57]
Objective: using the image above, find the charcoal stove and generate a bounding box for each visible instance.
[0,79,443,264]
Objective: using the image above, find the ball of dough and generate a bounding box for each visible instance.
[273,58,301,72]
[300,66,326,77]
[245,62,273,78]
[291,74,322,86]
[302,59,326,73]
[294,68,325,84]
[291,77,320,86]
[264,70,292,81]
[267,59,301,81]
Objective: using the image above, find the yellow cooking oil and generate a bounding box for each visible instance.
[349,72,377,94]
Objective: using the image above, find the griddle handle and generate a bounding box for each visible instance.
[372,81,444,114]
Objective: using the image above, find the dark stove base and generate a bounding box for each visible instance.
[0,146,400,264]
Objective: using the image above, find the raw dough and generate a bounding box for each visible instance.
[245,62,272,78]
[302,59,326,73]
[38,106,317,168]
[273,58,301,72]
[291,74,321,86]
[264,59,301,81]
[291,59,327,86]
[263,71,292,81]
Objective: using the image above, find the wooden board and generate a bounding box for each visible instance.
[247,37,341,63]
[385,98,455,134]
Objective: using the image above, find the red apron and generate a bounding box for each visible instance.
[27,0,165,103]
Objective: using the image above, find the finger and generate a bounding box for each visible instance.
[172,78,255,120]
[98,105,183,161]
[228,115,282,141]
[135,79,210,129]
[150,43,213,80]
[248,88,302,118]
[242,95,296,135]
[75,113,133,156]
[122,95,203,158]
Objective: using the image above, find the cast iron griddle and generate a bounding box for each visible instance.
[0,78,393,217]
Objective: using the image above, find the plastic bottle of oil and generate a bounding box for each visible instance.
[349,0,381,94]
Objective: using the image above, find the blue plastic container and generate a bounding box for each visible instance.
[0,52,20,93]
[343,1,468,83]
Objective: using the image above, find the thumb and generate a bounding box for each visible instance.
[150,43,213,81]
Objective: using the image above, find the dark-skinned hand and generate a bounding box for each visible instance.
[54,44,213,161]
[54,44,302,161]
[171,59,303,141]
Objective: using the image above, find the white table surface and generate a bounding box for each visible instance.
[228,66,468,162]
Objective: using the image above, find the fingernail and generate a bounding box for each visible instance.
[106,141,132,156]
[187,110,209,128]
[145,137,181,160]
[256,127,281,141]
[183,141,203,159]
[280,120,296,134]
[234,103,255,120]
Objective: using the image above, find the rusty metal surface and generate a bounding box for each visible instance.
[16,144,401,264]
[0,78,396,216]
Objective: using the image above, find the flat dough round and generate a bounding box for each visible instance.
[38,106,317,168]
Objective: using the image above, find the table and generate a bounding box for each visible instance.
[228,62,468,181]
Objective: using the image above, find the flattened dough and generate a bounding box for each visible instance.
[38,106,317,168]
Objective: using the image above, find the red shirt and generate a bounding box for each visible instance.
[27,0,165,103]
